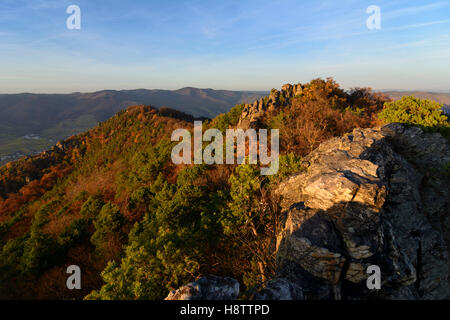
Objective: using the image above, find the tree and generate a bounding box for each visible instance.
[90,202,125,250]
[21,231,60,274]
[86,166,225,300]
[222,164,274,288]
[80,194,104,220]
[210,104,244,132]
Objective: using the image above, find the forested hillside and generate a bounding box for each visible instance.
[0,88,266,165]
[0,78,448,299]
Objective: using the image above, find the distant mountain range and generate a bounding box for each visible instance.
[1,88,449,165]
[0,88,267,164]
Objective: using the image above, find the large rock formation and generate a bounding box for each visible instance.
[237,83,304,128]
[274,123,449,299]
[166,124,450,300]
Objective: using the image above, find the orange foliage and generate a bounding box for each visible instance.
[271,93,384,155]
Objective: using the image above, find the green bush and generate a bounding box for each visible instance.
[21,231,60,274]
[80,194,105,220]
[86,166,225,300]
[378,96,450,136]
[31,200,60,230]
[128,186,155,215]
[57,218,88,248]
[0,235,27,275]
[90,202,125,249]
[268,111,287,130]
[0,209,25,243]
[269,153,304,183]
[210,104,244,132]
[123,139,174,188]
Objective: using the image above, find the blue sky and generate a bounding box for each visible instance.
[1,0,450,93]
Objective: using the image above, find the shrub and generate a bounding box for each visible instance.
[378,96,450,136]
[210,104,244,132]
[31,200,60,230]
[90,203,125,249]
[80,194,105,220]
[0,209,25,243]
[57,218,88,248]
[128,187,154,212]
[21,231,61,274]
[269,153,304,183]
[0,235,27,276]
[222,164,273,288]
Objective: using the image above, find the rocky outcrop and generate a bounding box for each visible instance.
[237,83,304,128]
[165,275,239,300]
[274,123,450,299]
[166,123,450,300]
[253,278,304,300]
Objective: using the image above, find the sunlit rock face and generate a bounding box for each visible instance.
[275,123,450,300]
[237,83,304,129]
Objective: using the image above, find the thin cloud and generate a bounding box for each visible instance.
[27,0,70,10]
[384,1,450,19]
[394,19,450,30]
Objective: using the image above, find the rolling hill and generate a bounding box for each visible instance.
[0,79,388,299]
[0,88,266,164]
[1,79,448,300]
[2,88,449,166]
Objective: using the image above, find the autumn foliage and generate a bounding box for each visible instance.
[0,79,398,299]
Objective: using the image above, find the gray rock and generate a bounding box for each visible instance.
[165,275,239,300]
[253,278,304,300]
[274,124,450,299]
[237,83,304,128]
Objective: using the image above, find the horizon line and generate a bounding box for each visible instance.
[1,87,450,95]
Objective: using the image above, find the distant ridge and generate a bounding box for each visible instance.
[0,88,267,164]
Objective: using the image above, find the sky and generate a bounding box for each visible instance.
[0,0,450,93]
